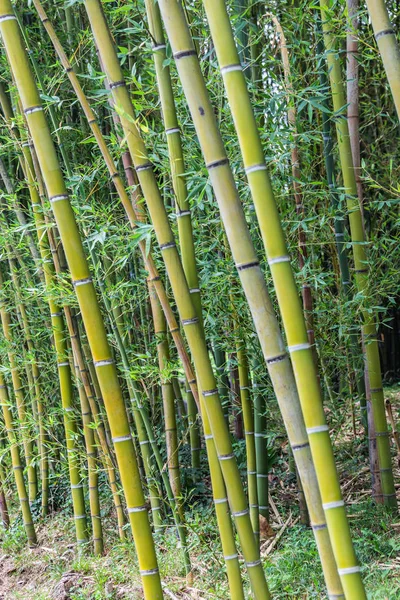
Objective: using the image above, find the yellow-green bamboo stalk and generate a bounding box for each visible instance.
[74,358,103,555]
[149,284,183,518]
[156,1,348,597]
[365,0,400,122]
[144,0,202,488]
[319,0,396,510]
[0,268,37,503]
[32,0,199,411]
[83,1,267,594]
[0,372,36,546]
[0,5,162,595]
[237,344,258,540]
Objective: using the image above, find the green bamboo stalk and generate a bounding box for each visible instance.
[365,0,400,122]
[73,358,103,555]
[0,5,162,596]
[0,371,36,546]
[319,0,396,509]
[0,268,37,503]
[32,0,199,412]
[251,362,269,520]
[0,456,9,529]
[144,0,202,477]
[83,1,267,594]
[149,284,183,519]
[237,343,258,541]
[91,248,191,573]
[157,1,345,597]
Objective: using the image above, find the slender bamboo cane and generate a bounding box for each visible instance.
[32,0,199,411]
[251,362,269,520]
[314,31,367,424]
[0,268,37,503]
[73,358,103,555]
[0,5,162,596]
[0,368,36,546]
[149,285,183,519]
[237,343,258,540]
[365,0,400,122]
[144,0,203,478]
[319,0,396,509]
[83,1,267,594]
[157,1,345,597]
[91,249,192,574]
[0,459,9,529]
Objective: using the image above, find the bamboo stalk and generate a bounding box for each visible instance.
[158,1,345,597]
[0,367,36,546]
[82,1,266,594]
[365,0,400,122]
[0,5,162,596]
[319,0,396,510]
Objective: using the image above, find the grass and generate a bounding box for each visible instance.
[1,383,399,599]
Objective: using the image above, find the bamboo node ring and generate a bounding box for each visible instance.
[268,255,290,265]
[232,508,249,517]
[74,515,86,520]
[288,343,310,352]
[182,317,199,326]
[112,435,132,443]
[0,14,16,22]
[214,498,228,504]
[337,566,361,576]
[306,425,329,434]
[159,241,176,250]
[173,49,197,60]
[109,80,126,89]
[204,434,213,440]
[50,194,69,203]
[176,210,191,218]
[136,162,153,172]
[140,568,159,576]
[246,559,261,568]
[189,288,200,294]
[292,441,310,451]
[128,504,147,513]
[94,359,114,368]
[206,158,229,170]
[166,127,180,135]
[202,388,218,397]
[323,500,345,510]
[219,453,235,461]
[224,554,238,561]
[375,29,394,41]
[236,260,259,271]
[220,64,242,75]
[24,105,43,115]
[58,362,69,367]
[245,163,267,174]
[311,523,327,530]
[152,44,166,51]
[266,353,286,364]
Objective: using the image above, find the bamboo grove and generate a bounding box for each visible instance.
[0,0,399,598]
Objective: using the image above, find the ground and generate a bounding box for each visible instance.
[1,384,400,599]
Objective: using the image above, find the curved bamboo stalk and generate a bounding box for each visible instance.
[319,0,396,510]
[82,1,267,595]
[158,1,346,597]
[365,0,400,122]
[0,5,162,596]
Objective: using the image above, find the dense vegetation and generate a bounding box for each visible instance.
[0,0,399,598]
